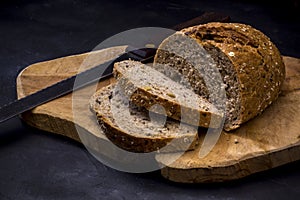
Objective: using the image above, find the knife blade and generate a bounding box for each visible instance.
[0,47,156,123]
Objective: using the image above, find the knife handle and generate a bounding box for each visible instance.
[172,12,230,31]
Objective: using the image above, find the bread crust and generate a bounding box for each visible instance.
[155,22,285,131]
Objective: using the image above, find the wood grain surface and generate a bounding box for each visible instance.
[16,48,300,183]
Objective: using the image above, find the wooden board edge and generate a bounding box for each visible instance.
[159,141,300,183]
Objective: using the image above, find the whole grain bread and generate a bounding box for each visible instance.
[113,60,223,128]
[90,84,199,153]
[154,22,285,131]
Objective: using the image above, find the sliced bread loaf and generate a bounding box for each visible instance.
[154,22,285,131]
[90,84,199,153]
[113,60,223,128]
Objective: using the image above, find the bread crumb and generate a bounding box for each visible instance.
[145,43,155,48]
[144,86,152,91]
[228,52,235,57]
[234,139,239,144]
[183,137,190,143]
[167,92,176,98]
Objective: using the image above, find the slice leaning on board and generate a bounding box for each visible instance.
[113,60,223,128]
[90,22,286,153]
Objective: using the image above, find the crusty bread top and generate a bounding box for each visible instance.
[180,22,285,128]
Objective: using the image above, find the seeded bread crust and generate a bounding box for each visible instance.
[90,84,199,153]
[154,22,285,131]
[113,60,223,128]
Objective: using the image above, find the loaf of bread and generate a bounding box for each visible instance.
[113,60,223,128]
[154,22,285,131]
[90,84,199,153]
[90,22,285,154]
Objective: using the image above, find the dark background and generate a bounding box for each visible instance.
[1,0,300,199]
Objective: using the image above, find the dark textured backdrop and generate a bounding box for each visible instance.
[0,0,300,199]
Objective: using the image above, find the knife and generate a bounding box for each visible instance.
[0,12,230,124]
[0,48,155,123]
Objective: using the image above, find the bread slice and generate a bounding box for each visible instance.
[113,60,223,128]
[90,84,199,153]
[154,22,285,131]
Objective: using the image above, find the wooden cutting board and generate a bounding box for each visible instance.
[16,47,300,183]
